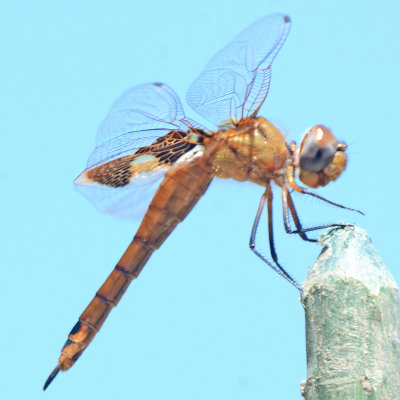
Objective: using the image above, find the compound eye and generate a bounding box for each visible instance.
[299,125,338,173]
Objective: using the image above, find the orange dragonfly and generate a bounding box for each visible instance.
[44,13,361,389]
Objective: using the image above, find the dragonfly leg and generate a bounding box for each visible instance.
[281,185,316,242]
[281,185,350,239]
[249,185,302,291]
[286,165,364,215]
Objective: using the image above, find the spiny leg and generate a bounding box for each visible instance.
[249,185,301,291]
[286,165,364,215]
[282,185,350,238]
[281,185,316,242]
[282,186,344,239]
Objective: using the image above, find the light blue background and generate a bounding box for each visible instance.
[1,1,399,399]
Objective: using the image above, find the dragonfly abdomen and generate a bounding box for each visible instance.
[45,156,213,389]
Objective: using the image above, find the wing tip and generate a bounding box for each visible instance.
[74,171,91,186]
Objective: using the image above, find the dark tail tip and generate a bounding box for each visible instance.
[43,365,60,391]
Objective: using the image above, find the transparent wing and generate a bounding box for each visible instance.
[75,146,204,219]
[88,82,204,168]
[186,14,290,127]
[76,82,207,218]
[75,166,167,219]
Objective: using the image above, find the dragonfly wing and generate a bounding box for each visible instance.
[186,14,290,127]
[76,82,207,218]
[75,145,205,219]
[88,82,203,168]
[75,165,167,219]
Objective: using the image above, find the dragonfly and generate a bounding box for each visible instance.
[44,13,361,390]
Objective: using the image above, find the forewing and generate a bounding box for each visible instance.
[186,14,290,127]
[88,82,202,168]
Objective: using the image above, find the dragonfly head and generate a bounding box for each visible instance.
[297,125,347,188]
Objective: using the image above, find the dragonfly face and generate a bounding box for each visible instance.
[297,125,347,188]
[44,13,360,390]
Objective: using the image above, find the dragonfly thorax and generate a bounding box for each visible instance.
[204,117,289,186]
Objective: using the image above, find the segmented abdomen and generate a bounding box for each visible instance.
[56,156,213,372]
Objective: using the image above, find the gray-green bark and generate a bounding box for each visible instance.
[301,225,400,400]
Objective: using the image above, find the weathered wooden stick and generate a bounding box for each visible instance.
[301,225,400,399]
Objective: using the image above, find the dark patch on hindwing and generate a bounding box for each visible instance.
[86,130,202,188]
[87,154,134,187]
[135,130,199,163]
